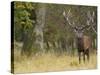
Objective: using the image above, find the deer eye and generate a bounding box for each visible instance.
[75,28,78,31]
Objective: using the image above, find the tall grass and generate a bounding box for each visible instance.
[13,49,97,74]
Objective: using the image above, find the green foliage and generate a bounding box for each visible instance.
[14,1,36,41]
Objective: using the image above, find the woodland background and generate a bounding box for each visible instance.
[12,1,97,73]
[13,2,97,56]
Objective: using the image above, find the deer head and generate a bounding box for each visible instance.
[63,8,96,38]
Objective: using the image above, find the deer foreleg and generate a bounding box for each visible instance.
[85,48,90,62]
[78,52,81,64]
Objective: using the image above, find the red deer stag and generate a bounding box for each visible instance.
[63,9,96,63]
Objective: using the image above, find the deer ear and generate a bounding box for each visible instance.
[74,27,78,30]
[82,30,84,33]
[73,29,76,32]
[74,28,77,32]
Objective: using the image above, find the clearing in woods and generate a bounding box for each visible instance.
[13,50,97,74]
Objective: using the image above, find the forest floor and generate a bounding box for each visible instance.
[13,50,97,74]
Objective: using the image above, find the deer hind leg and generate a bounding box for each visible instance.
[84,48,89,62]
[83,51,86,63]
[86,48,90,62]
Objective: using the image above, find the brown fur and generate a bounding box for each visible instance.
[77,35,91,63]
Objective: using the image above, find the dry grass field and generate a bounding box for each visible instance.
[13,50,97,74]
[12,2,97,74]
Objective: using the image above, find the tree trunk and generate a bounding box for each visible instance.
[34,4,46,52]
[22,29,34,56]
[21,4,46,56]
[94,38,97,49]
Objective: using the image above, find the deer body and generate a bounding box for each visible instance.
[73,26,91,63]
[76,35,91,63]
[63,9,95,63]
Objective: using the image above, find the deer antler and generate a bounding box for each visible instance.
[87,11,97,34]
[63,9,75,28]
